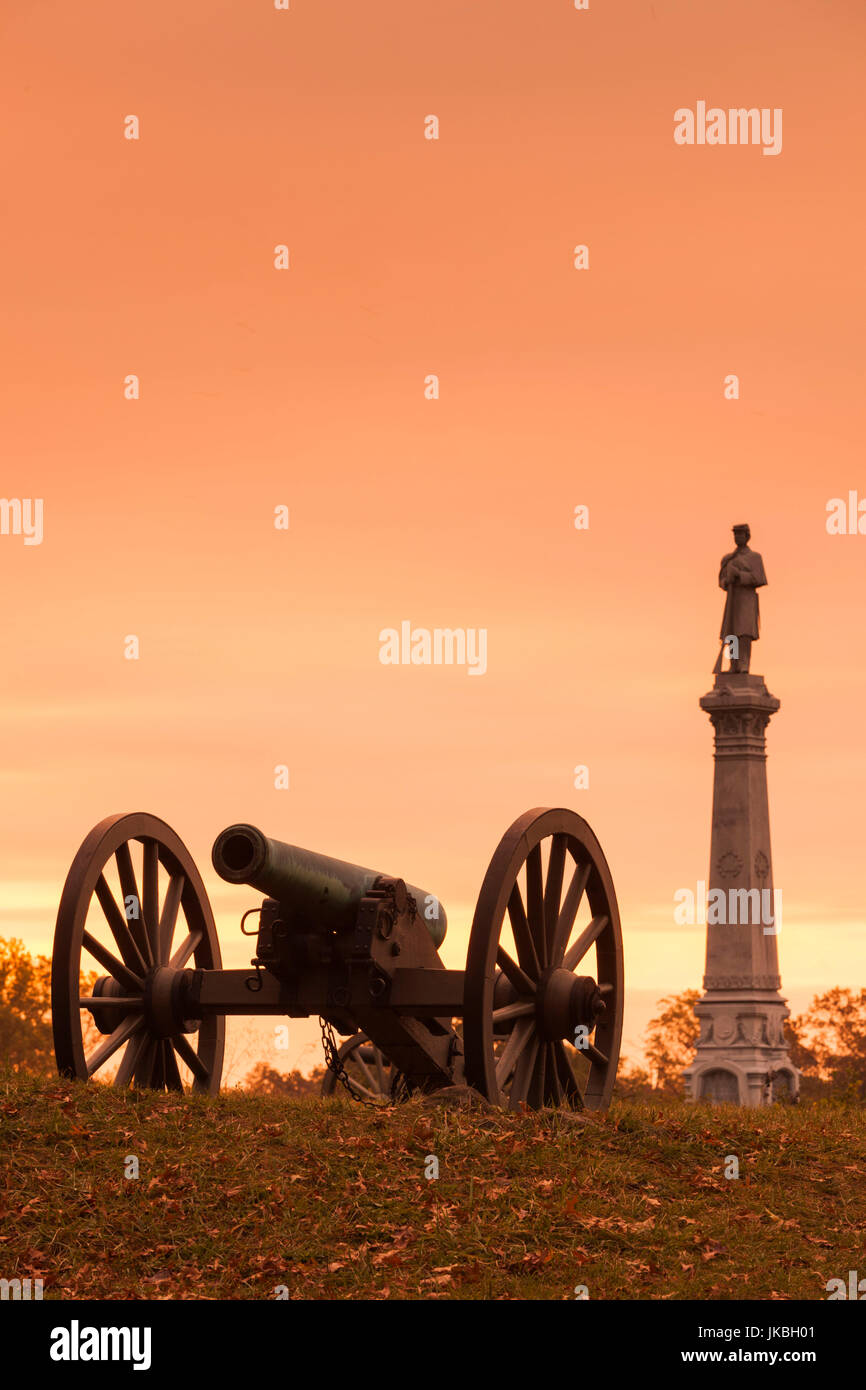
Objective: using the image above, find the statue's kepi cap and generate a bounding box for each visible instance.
[733,522,750,531]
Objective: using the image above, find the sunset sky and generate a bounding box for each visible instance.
[2,0,865,1081]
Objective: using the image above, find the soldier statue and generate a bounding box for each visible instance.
[713,523,767,675]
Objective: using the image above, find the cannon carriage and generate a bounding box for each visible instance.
[51,808,624,1111]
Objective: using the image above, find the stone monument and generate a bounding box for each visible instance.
[684,524,799,1105]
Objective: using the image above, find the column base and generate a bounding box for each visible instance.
[683,990,800,1107]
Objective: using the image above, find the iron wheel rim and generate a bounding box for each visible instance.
[463,807,623,1111]
[51,813,224,1095]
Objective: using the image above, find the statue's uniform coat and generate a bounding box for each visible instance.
[718,546,767,640]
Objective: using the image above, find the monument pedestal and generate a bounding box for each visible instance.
[683,672,799,1105]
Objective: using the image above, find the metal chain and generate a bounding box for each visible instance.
[319,1018,383,1108]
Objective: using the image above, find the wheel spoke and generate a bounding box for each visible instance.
[170,929,202,970]
[526,1040,547,1109]
[508,1033,540,1109]
[492,1000,536,1024]
[552,862,592,965]
[552,1041,585,1109]
[113,1029,148,1087]
[85,1014,143,1077]
[352,1052,378,1089]
[586,1042,608,1067]
[81,931,143,995]
[158,875,185,963]
[347,1081,381,1101]
[525,845,545,968]
[543,834,567,964]
[546,1043,564,1106]
[563,915,608,973]
[150,1036,167,1091]
[164,1041,185,1092]
[173,1033,210,1083]
[495,1017,534,1087]
[116,842,153,968]
[506,885,541,980]
[134,1035,159,1088]
[94,874,148,976]
[495,945,535,997]
[374,1048,386,1094]
[142,839,160,962]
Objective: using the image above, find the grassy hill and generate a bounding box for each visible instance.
[1,1072,864,1300]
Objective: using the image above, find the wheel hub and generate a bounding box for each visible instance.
[89,968,201,1038]
[144,966,200,1038]
[90,975,133,1035]
[536,968,605,1042]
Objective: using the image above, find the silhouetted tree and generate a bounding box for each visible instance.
[621,986,866,1104]
[613,1057,656,1100]
[0,936,99,1077]
[0,937,54,1074]
[644,990,700,1095]
[241,1061,328,1097]
[786,988,866,1101]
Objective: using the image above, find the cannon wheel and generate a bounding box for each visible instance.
[320,1032,396,1103]
[52,813,224,1095]
[464,808,623,1111]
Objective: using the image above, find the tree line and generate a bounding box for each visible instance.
[616,987,866,1101]
[3,935,864,1100]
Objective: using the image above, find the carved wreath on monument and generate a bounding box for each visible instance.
[716,851,743,879]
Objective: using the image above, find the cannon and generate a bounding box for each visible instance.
[51,808,624,1110]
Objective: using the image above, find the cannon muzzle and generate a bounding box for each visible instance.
[211,824,447,948]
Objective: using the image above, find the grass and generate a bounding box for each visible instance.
[1,1071,864,1300]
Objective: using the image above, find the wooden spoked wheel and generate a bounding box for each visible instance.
[463,808,623,1111]
[320,1032,396,1103]
[51,814,224,1094]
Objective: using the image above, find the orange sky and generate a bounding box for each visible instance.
[2,0,865,1080]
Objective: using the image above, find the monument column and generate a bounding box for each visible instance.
[683,525,799,1106]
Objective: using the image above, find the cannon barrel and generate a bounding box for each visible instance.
[211,824,447,948]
